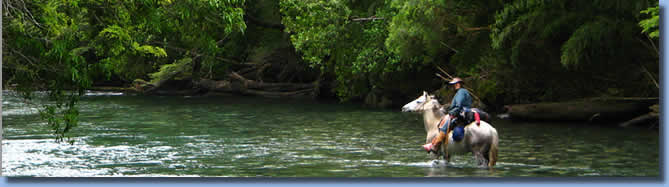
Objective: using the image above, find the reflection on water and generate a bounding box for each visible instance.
[2,91,660,177]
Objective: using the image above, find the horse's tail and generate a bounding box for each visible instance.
[488,128,499,167]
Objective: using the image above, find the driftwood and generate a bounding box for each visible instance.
[135,70,317,98]
[193,72,317,98]
[619,113,659,127]
[228,72,315,91]
[619,104,659,128]
[505,97,658,123]
[135,47,318,98]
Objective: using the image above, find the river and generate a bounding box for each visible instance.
[1,91,659,177]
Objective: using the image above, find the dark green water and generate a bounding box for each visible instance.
[2,91,659,177]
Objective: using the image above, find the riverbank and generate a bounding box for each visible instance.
[7,82,658,129]
[79,85,662,130]
[503,98,659,129]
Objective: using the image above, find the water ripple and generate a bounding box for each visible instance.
[1,92,660,177]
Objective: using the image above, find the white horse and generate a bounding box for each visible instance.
[402,91,499,167]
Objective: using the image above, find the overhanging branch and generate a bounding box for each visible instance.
[350,16,384,22]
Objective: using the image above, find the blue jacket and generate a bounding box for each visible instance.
[448,88,473,116]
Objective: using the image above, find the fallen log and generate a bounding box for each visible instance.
[239,88,315,98]
[505,97,658,122]
[619,104,659,128]
[228,72,315,91]
[140,57,319,98]
[196,79,238,92]
[193,72,317,98]
[89,86,137,93]
[619,113,659,127]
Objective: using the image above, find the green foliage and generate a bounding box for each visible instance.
[3,0,247,142]
[488,0,659,102]
[39,94,80,144]
[150,58,193,85]
[385,0,446,64]
[280,0,420,100]
[639,6,659,39]
[2,0,95,143]
[280,0,351,69]
[133,42,168,58]
[3,0,661,138]
[559,19,613,67]
[159,0,246,81]
[491,0,656,67]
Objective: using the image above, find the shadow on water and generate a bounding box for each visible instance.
[1,91,660,177]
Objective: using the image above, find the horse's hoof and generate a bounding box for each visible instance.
[431,160,445,167]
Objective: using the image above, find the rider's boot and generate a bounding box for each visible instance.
[423,131,448,153]
[422,115,454,153]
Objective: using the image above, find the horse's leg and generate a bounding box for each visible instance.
[483,150,490,165]
[441,143,450,165]
[473,151,487,167]
[471,144,489,167]
[478,144,491,167]
[488,133,499,167]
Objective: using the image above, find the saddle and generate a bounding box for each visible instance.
[464,108,490,125]
[436,114,467,142]
[438,108,490,142]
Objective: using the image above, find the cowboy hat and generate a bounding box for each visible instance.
[448,77,464,85]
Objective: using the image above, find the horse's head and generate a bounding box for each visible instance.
[402,91,441,113]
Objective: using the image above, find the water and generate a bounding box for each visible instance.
[2,91,659,177]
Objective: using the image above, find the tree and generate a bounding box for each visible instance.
[280,0,402,101]
[490,0,658,101]
[3,0,247,143]
[639,6,659,39]
[384,0,504,104]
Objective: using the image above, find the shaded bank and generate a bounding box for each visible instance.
[504,98,659,128]
[85,84,660,129]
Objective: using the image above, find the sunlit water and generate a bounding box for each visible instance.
[2,91,659,177]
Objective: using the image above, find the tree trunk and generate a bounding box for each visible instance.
[193,72,317,98]
[192,57,202,82]
[504,97,658,122]
[619,104,660,128]
[228,72,315,91]
[619,113,659,127]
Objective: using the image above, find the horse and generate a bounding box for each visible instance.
[402,91,499,167]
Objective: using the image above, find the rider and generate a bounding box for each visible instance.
[422,77,473,153]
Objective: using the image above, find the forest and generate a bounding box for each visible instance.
[2,0,660,142]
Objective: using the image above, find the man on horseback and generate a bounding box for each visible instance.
[422,77,473,153]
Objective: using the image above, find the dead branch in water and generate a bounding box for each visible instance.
[195,72,316,98]
[505,100,656,123]
[619,113,658,127]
